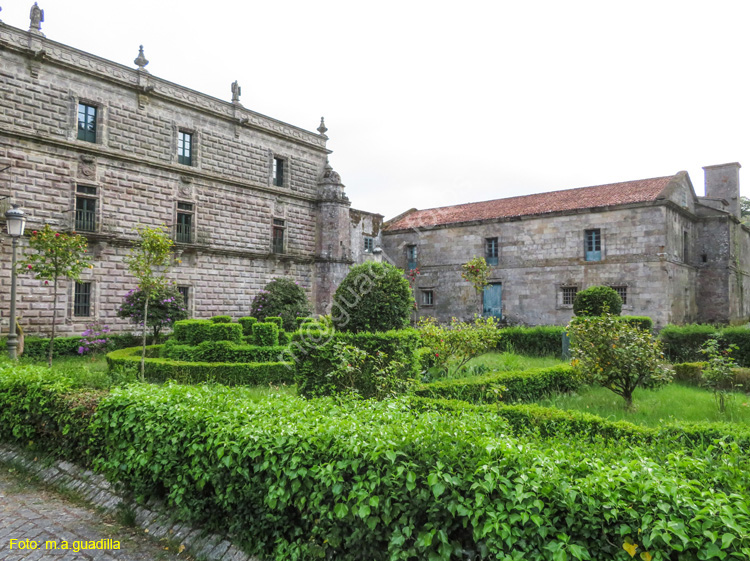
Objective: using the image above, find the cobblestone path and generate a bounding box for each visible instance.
[0,466,186,561]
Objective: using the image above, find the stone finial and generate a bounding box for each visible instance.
[231,81,241,103]
[321,158,342,184]
[134,45,149,70]
[317,117,328,136]
[29,2,44,33]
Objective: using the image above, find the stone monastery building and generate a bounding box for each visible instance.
[1,6,749,337]
[0,9,382,337]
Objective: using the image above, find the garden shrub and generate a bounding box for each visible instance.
[1,334,144,360]
[415,365,582,404]
[617,315,653,331]
[162,340,287,364]
[172,319,213,346]
[289,329,419,398]
[117,285,189,341]
[253,322,279,347]
[266,316,283,329]
[672,362,706,384]
[573,285,622,316]
[277,331,291,346]
[210,315,232,324]
[331,262,413,333]
[295,317,315,327]
[250,278,312,331]
[659,324,719,363]
[238,316,258,336]
[415,347,437,372]
[207,322,243,344]
[718,326,750,366]
[106,346,293,386]
[498,326,565,357]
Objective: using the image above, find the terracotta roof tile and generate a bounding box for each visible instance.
[385,175,675,231]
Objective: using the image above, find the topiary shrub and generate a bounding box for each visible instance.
[253,322,279,346]
[266,316,283,329]
[332,262,414,333]
[210,315,232,324]
[172,319,213,346]
[238,317,258,336]
[573,285,622,316]
[250,278,311,331]
[207,322,243,344]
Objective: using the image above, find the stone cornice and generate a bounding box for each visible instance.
[0,23,330,154]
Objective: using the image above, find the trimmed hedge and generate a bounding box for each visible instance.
[414,365,582,404]
[266,316,283,329]
[570,315,653,331]
[106,346,294,386]
[173,319,213,346]
[673,361,750,392]
[162,340,288,364]
[252,322,279,347]
[238,317,258,336]
[289,329,419,398]
[207,322,243,344]
[658,324,750,366]
[0,333,146,360]
[210,315,232,324]
[498,326,565,357]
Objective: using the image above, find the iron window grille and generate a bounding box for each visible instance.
[77,103,97,143]
[610,285,628,306]
[176,202,194,243]
[74,282,92,317]
[75,185,97,232]
[486,237,499,266]
[272,218,285,254]
[178,131,193,166]
[561,286,578,306]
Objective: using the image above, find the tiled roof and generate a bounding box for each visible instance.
[385,175,675,231]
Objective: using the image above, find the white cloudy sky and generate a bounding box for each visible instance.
[3,1,750,219]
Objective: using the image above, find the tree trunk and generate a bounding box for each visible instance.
[140,295,149,380]
[622,390,634,411]
[48,278,58,367]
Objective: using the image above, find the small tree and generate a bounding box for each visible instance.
[125,226,174,378]
[117,285,188,342]
[568,313,671,410]
[332,262,413,333]
[573,285,622,316]
[461,257,490,316]
[20,224,91,366]
[701,339,738,414]
[250,278,311,331]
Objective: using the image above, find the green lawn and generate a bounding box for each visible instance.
[444,351,565,379]
[536,382,750,426]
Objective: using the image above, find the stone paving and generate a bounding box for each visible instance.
[0,445,255,561]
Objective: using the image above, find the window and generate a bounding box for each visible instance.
[178,131,193,166]
[485,237,498,266]
[584,229,601,261]
[272,157,285,187]
[421,290,434,307]
[364,236,375,253]
[178,286,190,312]
[272,218,285,254]
[75,185,97,232]
[610,285,628,306]
[176,202,194,243]
[74,282,91,317]
[77,103,97,143]
[561,286,578,306]
[407,245,417,270]
[683,231,689,263]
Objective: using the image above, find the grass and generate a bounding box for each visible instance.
[536,383,750,427]
[434,351,566,380]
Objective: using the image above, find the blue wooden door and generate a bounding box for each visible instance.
[483,283,502,318]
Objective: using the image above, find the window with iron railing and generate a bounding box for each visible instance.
[75,185,97,232]
[272,218,285,254]
[561,286,578,306]
[74,282,91,317]
[610,285,628,306]
[176,202,193,243]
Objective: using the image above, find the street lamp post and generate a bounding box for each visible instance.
[5,204,27,360]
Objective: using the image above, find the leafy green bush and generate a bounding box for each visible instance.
[659,324,719,363]
[569,313,671,409]
[415,365,582,404]
[238,317,258,336]
[617,316,653,331]
[250,278,311,331]
[498,326,565,357]
[106,347,293,386]
[266,316,283,329]
[295,317,315,327]
[331,262,413,333]
[1,334,144,360]
[252,322,279,347]
[418,317,502,377]
[573,285,622,316]
[718,326,750,367]
[117,285,189,341]
[289,329,419,398]
[210,315,232,324]
[672,362,706,384]
[172,319,213,346]
[162,340,287,363]
[207,322,243,344]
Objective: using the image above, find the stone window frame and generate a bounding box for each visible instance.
[485,236,499,265]
[70,95,108,146]
[70,279,96,321]
[174,201,196,244]
[364,236,375,253]
[177,285,192,317]
[272,217,286,254]
[420,289,435,307]
[406,244,418,270]
[172,125,201,168]
[74,182,101,234]
[269,152,291,189]
[584,228,603,262]
[557,283,579,309]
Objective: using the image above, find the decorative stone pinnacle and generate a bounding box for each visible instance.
[134,45,149,70]
[317,117,328,136]
[29,2,44,33]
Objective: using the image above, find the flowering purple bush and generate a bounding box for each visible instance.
[117,285,189,341]
[78,322,111,355]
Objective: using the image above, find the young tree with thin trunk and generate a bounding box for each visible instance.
[461,256,490,316]
[20,225,91,367]
[125,226,174,379]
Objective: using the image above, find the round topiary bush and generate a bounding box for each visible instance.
[250,278,312,331]
[573,285,623,316]
[332,262,414,333]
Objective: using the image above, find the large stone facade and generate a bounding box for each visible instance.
[0,18,369,337]
[383,164,750,329]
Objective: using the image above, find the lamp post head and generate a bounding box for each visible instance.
[5,204,26,237]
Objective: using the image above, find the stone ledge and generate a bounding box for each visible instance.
[0,443,258,561]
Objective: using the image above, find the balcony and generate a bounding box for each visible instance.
[75,209,96,232]
[175,222,192,244]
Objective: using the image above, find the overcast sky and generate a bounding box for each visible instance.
[3,1,749,219]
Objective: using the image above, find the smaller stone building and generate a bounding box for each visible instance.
[382,163,750,328]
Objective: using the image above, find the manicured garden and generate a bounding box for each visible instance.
[3,259,750,560]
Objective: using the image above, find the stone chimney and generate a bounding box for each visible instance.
[703,162,741,219]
